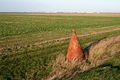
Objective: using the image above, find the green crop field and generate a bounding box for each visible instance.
[0,13,120,80]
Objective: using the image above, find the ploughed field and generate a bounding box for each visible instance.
[0,13,120,80]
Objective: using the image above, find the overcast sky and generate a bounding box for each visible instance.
[0,0,120,12]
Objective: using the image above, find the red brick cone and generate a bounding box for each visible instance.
[67,30,85,61]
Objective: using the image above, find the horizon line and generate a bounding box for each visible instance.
[0,12,120,14]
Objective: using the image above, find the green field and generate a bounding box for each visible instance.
[0,13,120,80]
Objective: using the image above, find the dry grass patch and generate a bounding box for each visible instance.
[88,35,120,63]
[43,54,88,80]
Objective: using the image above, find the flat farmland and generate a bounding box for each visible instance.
[0,13,120,80]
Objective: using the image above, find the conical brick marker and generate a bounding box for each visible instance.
[67,30,85,61]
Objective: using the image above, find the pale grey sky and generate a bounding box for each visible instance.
[0,0,120,12]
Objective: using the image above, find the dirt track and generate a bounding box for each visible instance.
[35,28,120,45]
[0,28,120,51]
